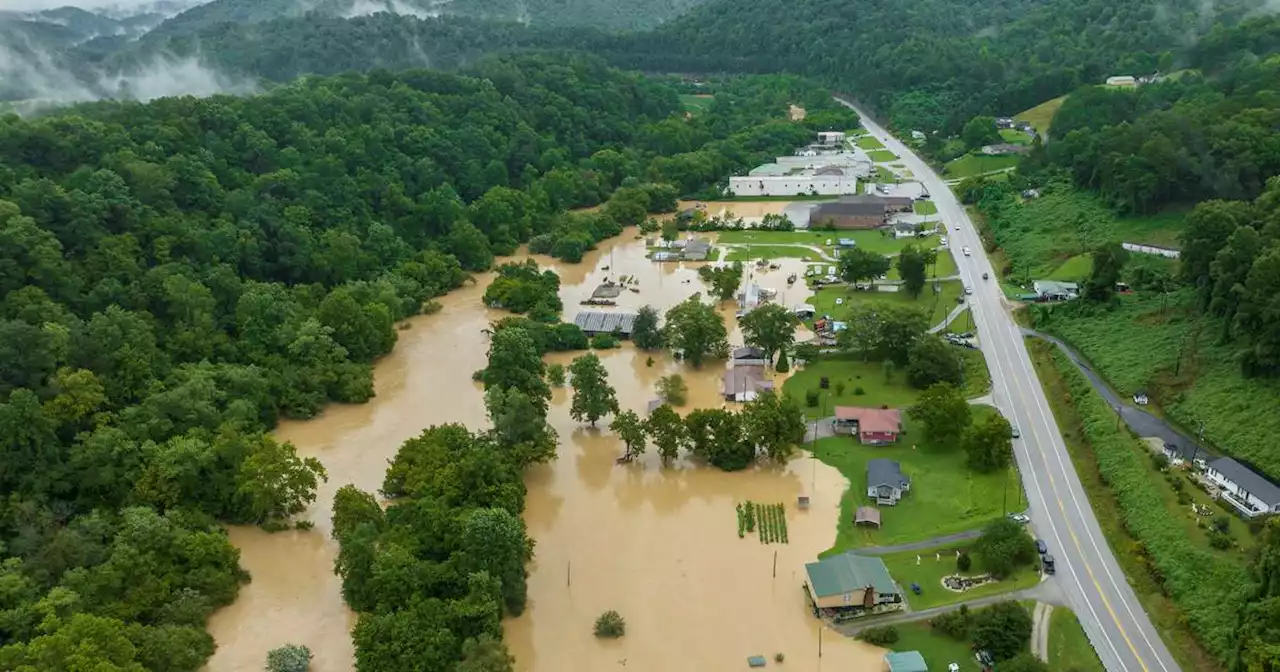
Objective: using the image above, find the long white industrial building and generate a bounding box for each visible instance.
[728,173,859,197]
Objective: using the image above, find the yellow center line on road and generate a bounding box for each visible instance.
[1022,349,1152,672]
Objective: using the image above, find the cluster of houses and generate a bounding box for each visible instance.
[727,133,873,197]
[995,117,1035,134]
[648,237,711,262]
[1106,73,1163,88]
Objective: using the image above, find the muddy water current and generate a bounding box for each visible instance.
[203,226,881,671]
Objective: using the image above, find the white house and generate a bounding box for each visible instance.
[1106,75,1137,87]
[1033,280,1079,301]
[728,173,859,197]
[1204,457,1280,518]
[817,131,846,145]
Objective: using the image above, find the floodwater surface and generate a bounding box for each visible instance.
[203,224,880,671]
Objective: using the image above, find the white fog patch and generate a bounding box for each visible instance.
[341,0,440,19]
[3,0,209,14]
[1,34,259,116]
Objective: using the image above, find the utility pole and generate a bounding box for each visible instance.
[1189,422,1205,466]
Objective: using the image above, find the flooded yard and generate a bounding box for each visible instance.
[203,228,880,671]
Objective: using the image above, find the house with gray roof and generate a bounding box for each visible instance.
[803,552,901,617]
[1204,457,1280,518]
[573,312,638,337]
[867,458,911,505]
[1033,280,1079,301]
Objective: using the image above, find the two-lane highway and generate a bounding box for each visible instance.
[839,100,1180,672]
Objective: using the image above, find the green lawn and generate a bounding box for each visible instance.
[1015,95,1068,134]
[1048,608,1104,672]
[809,409,1021,553]
[678,94,714,114]
[943,153,1021,178]
[729,228,912,255]
[723,245,824,262]
[1047,254,1092,281]
[856,135,885,150]
[959,349,992,399]
[811,281,964,328]
[875,165,899,183]
[784,355,922,416]
[867,149,900,162]
[884,250,957,281]
[891,621,984,671]
[914,200,938,216]
[998,128,1033,145]
[880,542,1041,610]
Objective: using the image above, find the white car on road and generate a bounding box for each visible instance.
[962,246,971,256]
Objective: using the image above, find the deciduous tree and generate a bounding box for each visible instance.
[740,303,795,364]
[631,305,663,350]
[906,335,964,388]
[610,409,647,459]
[741,391,806,462]
[962,413,1014,473]
[645,404,686,465]
[838,248,892,287]
[907,383,972,446]
[663,294,728,367]
[568,353,619,426]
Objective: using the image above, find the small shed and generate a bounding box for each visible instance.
[747,655,767,668]
[854,506,881,527]
[885,650,929,672]
[797,495,811,510]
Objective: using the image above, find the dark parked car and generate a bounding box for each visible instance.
[982,272,989,280]
[1035,539,1048,554]
[1043,555,1056,575]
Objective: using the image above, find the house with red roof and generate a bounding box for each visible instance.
[833,407,902,445]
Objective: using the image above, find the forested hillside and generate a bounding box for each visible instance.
[0,52,847,669]
[589,0,1265,132]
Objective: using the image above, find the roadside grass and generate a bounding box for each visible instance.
[811,281,963,327]
[998,128,1033,145]
[1025,338,1232,671]
[1048,608,1104,672]
[1047,254,1092,281]
[1038,290,1280,480]
[867,149,900,162]
[1015,95,1068,133]
[914,200,938,216]
[875,165,899,182]
[943,153,1020,178]
[678,94,713,114]
[959,349,992,399]
[783,355,922,416]
[723,245,824,262]
[884,251,957,281]
[880,542,1040,610]
[983,188,1186,280]
[856,135,885,150]
[810,409,1017,553]
[891,621,984,671]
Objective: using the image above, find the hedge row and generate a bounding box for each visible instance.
[1051,349,1249,661]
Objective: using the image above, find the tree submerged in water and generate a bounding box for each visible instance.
[594,610,626,638]
[266,644,313,672]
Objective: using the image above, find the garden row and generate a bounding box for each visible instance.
[736,501,789,544]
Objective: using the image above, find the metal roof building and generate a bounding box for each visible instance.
[573,312,638,336]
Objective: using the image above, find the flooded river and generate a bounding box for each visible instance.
[203,227,881,671]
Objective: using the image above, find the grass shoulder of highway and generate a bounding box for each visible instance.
[882,251,957,281]
[867,149,900,162]
[913,200,938,215]
[718,228,917,255]
[856,135,885,150]
[805,409,1018,556]
[1025,337,1242,671]
[1049,607,1105,672]
[879,542,1040,610]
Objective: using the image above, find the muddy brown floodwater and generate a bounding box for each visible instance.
[203,225,882,671]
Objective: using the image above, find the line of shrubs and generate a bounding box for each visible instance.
[1051,350,1250,661]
